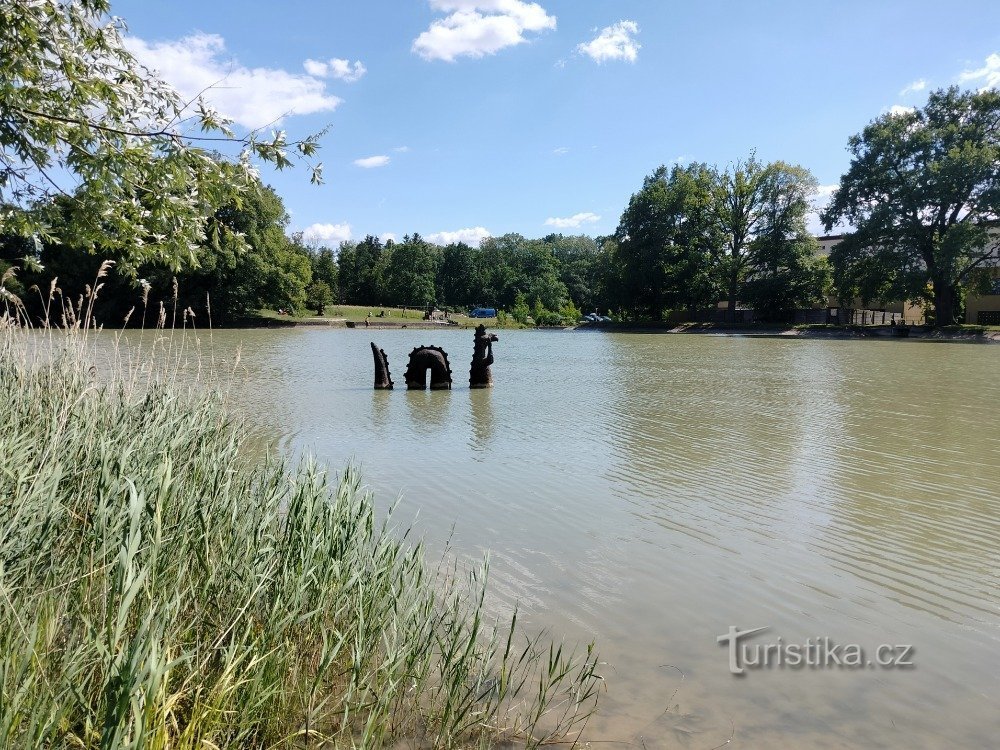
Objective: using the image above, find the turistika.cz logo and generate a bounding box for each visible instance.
[717,626,915,675]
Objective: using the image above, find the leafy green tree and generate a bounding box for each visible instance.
[308,245,339,301]
[10,180,312,325]
[559,299,582,324]
[511,292,531,324]
[476,234,522,308]
[822,87,1000,325]
[545,234,601,311]
[306,281,334,315]
[338,235,387,304]
[0,0,322,271]
[739,162,829,319]
[711,156,821,320]
[437,242,480,306]
[710,154,772,319]
[615,164,719,320]
[383,234,440,307]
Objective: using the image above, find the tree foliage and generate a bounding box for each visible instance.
[0,0,322,272]
[2,180,314,324]
[615,164,719,319]
[822,87,1000,324]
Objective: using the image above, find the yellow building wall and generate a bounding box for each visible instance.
[966,294,1000,324]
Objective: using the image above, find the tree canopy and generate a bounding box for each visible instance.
[822,87,1000,324]
[610,157,826,321]
[0,0,322,272]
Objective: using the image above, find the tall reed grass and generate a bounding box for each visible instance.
[0,273,601,748]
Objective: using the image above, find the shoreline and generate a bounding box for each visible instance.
[217,318,1000,342]
[573,322,1000,343]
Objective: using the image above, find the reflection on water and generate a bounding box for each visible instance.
[468,388,494,451]
[113,328,1000,749]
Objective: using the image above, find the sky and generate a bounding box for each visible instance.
[111,0,1000,247]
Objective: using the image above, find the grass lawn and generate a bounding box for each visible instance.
[256,305,517,328]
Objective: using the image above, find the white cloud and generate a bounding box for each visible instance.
[413,0,556,62]
[576,20,640,64]
[544,212,600,229]
[354,155,391,168]
[884,104,916,117]
[393,146,411,153]
[553,146,569,155]
[958,52,1000,90]
[303,57,367,83]
[301,222,352,246]
[380,232,398,244]
[427,227,492,246]
[899,78,927,96]
[127,32,341,128]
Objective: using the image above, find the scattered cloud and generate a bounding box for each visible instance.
[958,52,1000,90]
[413,0,557,62]
[354,155,391,168]
[393,146,411,153]
[576,20,640,64]
[883,104,916,117]
[301,222,352,246]
[553,146,569,156]
[380,232,398,244]
[899,78,926,96]
[303,57,367,83]
[544,212,600,229]
[127,32,341,128]
[427,226,492,246]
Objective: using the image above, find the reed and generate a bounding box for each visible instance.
[0,290,601,748]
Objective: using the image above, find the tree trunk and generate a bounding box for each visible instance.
[933,280,958,326]
[726,277,738,325]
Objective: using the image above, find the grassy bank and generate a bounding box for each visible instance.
[0,322,599,748]
[251,307,536,330]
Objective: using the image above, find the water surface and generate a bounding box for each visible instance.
[170,329,1000,749]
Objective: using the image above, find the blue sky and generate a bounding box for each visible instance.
[113,0,1000,246]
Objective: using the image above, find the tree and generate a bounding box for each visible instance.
[309,245,339,301]
[437,242,479,306]
[615,164,719,319]
[306,281,334,315]
[383,234,439,307]
[822,87,1000,325]
[0,0,322,272]
[338,235,387,304]
[741,163,829,320]
[8,180,312,325]
[710,154,773,320]
[710,155,821,321]
[545,234,601,312]
[511,292,530,324]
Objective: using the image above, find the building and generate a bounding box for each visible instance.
[814,233,1000,325]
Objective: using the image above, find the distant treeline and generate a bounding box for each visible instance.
[4,89,998,328]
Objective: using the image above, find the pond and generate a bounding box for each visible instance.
[181,328,1000,749]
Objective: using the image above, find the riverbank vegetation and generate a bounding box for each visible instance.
[0,315,601,747]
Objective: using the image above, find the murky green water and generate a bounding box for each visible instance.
[159,328,1000,748]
